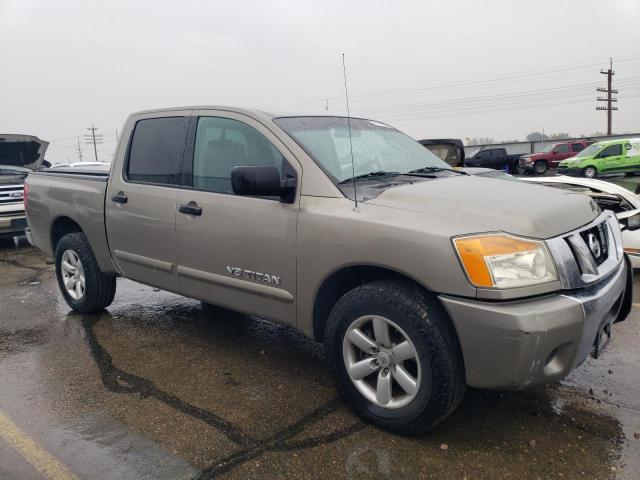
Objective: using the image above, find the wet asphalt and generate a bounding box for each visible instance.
[0,240,638,480]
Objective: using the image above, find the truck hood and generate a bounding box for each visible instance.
[367,175,600,239]
[0,134,49,171]
[522,152,546,161]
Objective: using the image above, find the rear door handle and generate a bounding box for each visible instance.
[111,193,128,204]
[179,202,202,216]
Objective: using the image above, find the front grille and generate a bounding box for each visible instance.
[0,184,24,205]
[579,222,609,266]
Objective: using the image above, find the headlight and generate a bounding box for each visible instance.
[453,234,557,289]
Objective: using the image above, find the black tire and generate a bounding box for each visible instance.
[582,166,598,178]
[533,161,548,175]
[55,232,116,313]
[0,237,15,248]
[514,163,526,175]
[325,280,466,435]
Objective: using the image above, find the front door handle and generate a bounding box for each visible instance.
[179,202,202,216]
[111,192,128,204]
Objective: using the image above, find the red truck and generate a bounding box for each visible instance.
[519,140,593,175]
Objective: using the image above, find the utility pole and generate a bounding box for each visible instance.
[75,137,84,162]
[84,124,103,162]
[596,58,618,136]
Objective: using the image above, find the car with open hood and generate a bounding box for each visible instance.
[523,175,640,268]
[25,107,632,434]
[0,134,48,241]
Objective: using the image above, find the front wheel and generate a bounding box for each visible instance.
[325,281,466,435]
[515,163,526,175]
[55,232,116,313]
[582,166,598,178]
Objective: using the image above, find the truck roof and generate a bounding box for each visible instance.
[130,106,363,123]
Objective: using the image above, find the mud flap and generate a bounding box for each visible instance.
[614,254,632,324]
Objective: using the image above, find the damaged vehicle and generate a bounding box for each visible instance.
[25,107,633,434]
[0,134,48,242]
[524,175,640,268]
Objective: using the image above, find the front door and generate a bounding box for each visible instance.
[106,113,190,293]
[175,112,300,326]
[550,144,571,167]
[596,143,624,174]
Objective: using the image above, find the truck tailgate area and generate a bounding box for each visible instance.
[25,171,117,274]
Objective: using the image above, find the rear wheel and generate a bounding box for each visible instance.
[55,232,116,313]
[533,161,548,175]
[514,162,526,175]
[325,280,466,435]
[582,166,597,178]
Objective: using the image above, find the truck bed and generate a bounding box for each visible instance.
[25,170,116,273]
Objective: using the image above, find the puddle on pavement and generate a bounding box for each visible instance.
[1,244,634,479]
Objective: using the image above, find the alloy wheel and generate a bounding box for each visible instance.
[342,315,421,409]
[60,250,86,300]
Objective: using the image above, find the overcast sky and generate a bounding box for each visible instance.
[1,0,639,163]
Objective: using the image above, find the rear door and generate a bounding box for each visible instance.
[174,111,300,325]
[106,112,190,292]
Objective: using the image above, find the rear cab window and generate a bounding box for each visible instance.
[126,116,187,185]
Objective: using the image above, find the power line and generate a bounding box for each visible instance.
[354,79,640,117]
[292,55,640,107]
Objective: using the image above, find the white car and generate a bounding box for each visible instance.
[50,162,110,170]
[524,175,640,268]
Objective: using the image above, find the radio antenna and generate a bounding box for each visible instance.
[342,53,357,208]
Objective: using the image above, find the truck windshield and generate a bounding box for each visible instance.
[574,144,602,158]
[540,144,555,153]
[274,116,450,183]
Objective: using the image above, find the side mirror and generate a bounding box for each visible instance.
[231,165,296,202]
[616,209,640,231]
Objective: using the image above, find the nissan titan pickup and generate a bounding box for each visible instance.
[25,107,633,434]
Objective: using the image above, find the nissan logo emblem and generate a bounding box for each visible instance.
[587,233,602,259]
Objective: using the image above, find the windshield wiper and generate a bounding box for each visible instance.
[338,171,402,184]
[408,166,467,175]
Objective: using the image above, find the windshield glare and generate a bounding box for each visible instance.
[274,117,449,183]
[574,144,602,158]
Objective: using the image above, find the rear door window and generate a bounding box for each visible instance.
[555,144,570,153]
[126,117,186,185]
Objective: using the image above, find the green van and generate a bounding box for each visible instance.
[558,138,640,178]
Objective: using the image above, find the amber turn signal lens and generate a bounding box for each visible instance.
[453,235,543,288]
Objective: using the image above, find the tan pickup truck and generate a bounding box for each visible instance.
[25,107,633,434]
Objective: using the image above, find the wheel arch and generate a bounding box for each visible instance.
[50,216,83,253]
[312,263,453,343]
[49,215,118,275]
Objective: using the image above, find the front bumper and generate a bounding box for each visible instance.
[439,256,631,390]
[556,166,582,176]
[0,215,27,238]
